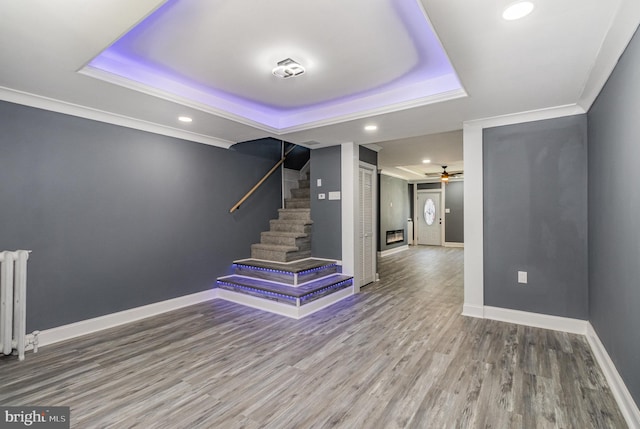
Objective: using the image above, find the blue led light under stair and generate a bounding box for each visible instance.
[233,263,296,276]
[216,277,353,306]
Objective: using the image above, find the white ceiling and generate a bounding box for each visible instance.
[370,130,464,181]
[1,0,639,179]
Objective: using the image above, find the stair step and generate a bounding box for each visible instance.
[298,179,310,189]
[216,274,353,306]
[269,219,312,233]
[233,258,340,285]
[261,232,310,248]
[285,198,311,209]
[251,243,298,253]
[291,187,310,199]
[250,247,311,262]
[277,208,311,221]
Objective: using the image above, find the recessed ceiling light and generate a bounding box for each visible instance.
[178,116,192,123]
[272,58,305,79]
[364,125,378,132]
[422,159,431,164]
[502,1,534,20]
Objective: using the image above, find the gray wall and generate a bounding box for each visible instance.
[483,115,588,319]
[310,146,342,259]
[0,101,281,331]
[444,181,464,243]
[379,174,409,251]
[588,26,640,406]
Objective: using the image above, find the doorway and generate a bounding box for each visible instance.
[416,191,442,246]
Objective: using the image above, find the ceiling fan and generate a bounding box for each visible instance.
[426,165,463,182]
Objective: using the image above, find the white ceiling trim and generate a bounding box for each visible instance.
[0,86,235,149]
[577,0,640,110]
[464,104,586,130]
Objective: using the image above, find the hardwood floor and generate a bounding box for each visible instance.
[0,246,627,428]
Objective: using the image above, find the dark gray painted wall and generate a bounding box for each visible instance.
[310,146,341,259]
[444,181,464,243]
[0,101,281,331]
[483,115,588,319]
[379,174,409,251]
[588,26,640,407]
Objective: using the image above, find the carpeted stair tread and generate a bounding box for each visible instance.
[270,219,313,225]
[251,243,299,252]
[261,231,309,238]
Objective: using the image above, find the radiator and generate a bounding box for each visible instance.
[0,250,38,361]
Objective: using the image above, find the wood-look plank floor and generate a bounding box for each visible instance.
[0,247,627,428]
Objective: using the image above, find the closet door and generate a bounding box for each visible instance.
[358,166,375,286]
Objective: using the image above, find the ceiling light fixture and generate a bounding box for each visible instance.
[364,125,378,132]
[502,1,534,20]
[441,166,450,182]
[272,58,305,79]
[178,116,192,123]
[422,159,431,164]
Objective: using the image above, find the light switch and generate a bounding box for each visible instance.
[328,191,341,200]
[317,179,322,187]
[445,208,451,213]
[518,271,527,284]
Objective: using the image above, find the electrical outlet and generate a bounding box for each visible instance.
[518,271,527,284]
[318,193,326,200]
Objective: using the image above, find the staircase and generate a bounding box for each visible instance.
[215,169,354,319]
[216,259,353,318]
[250,173,312,262]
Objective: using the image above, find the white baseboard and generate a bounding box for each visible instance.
[38,289,219,347]
[483,306,588,335]
[378,245,409,257]
[444,242,464,248]
[461,304,484,318]
[586,323,640,429]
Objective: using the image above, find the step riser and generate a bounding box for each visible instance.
[216,273,353,306]
[291,188,310,199]
[269,222,312,233]
[261,235,311,249]
[250,248,312,263]
[298,179,310,189]
[233,263,339,285]
[216,280,352,306]
[285,200,310,209]
[277,211,311,221]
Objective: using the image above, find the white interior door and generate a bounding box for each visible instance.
[417,191,442,246]
[358,166,375,286]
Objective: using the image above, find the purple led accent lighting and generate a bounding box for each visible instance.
[233,263,295,276]
[216,280,298,302]
[84,0,463,131]
[298,264,337,276]
[299,279,353,302]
